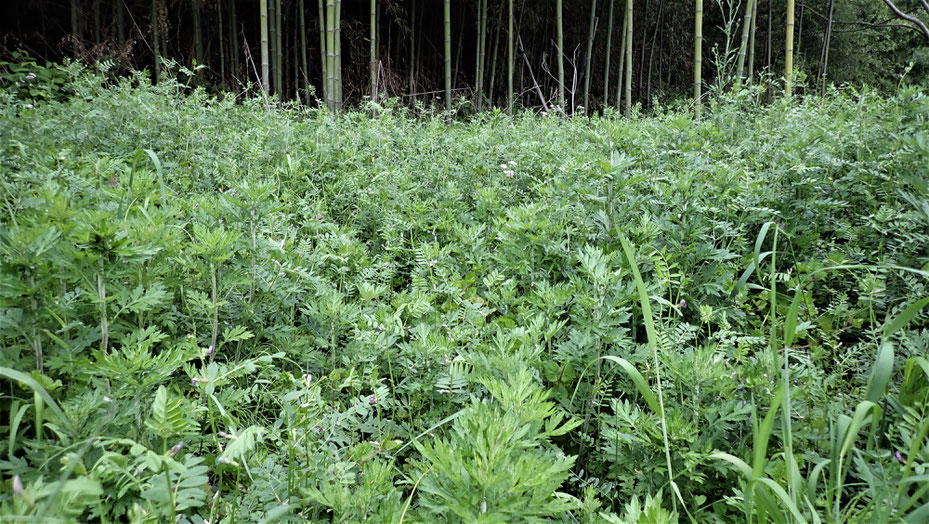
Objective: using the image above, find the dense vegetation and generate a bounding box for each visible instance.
[1,65,929,522]
[3,0,929,113]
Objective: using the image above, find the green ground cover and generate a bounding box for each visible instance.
[1,69,929,522]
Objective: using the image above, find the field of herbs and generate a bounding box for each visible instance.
[1,66,929,523]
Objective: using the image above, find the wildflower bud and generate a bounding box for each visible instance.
[895,450,906,464]
[368,396,377,404]
[12,475,24,496]
[168,442,184,456]
[678,299,687,309]
[315,425,323,433]
[191,378,199,386]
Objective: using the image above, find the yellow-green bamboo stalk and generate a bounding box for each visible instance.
[615,9,627,110]
[603,0,615,108]
[476,0,487,110]
[261,0,270,95]
[785,0,795,96]
[624,0,633,117]
[748,0,757,80]
[371,0,378,104]
[583,0,598,113]
[335,0,343,109]
[218,0,226,88]
[325,0,336,110]
[695,0,703,116]
[736,0,756,80]
[556,0,565,110]
[275,0,283,95]
[444,0,452,110]
[319,0,327,102]
[300,0,309,103]
[507,0,514,115]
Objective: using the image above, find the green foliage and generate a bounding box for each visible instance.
[0,67,927,522]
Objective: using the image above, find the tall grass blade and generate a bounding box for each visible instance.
[618,231,679,509]
[0,367,73,435]
[883,296,929,339]
[864,342,894,404]
[571,355,663,416]
[144,148,168,208]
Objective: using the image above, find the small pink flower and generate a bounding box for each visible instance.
[507,161,518,167]
[206,345,215,356]
[368,396,377,404]
[895,450,906,464]
[678,299,687,309]
[316,215,324,221]
[503,170,515,177]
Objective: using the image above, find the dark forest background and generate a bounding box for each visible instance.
[1,1,928,113]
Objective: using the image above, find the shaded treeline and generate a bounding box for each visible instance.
[1,0,926,113]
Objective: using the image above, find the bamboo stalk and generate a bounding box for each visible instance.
[736,0,756,80]
[409,0,417,99]
[507,0,514,115]
[624,0,633,117]
[615,9,627,111]
[326,0,336,110]
[319,0,327,102]
[556,0,565,111]
[152,0,161,83]
[489,10,502,107]
[603,0,615,109]
[276,0,283,96]
[785,0,795,96]
[583,0,598,113]
[371,0,378,104]
[820,0,835,95]
[335,0,343,108]
[445,0,452,110]
[748,0,757,80]
[300,0,309,103]
[231,0,240,82]
[261,0,270,96]
[695,0,703,115]
[476,0,488,110]
[219,0,226,89]
[269,0,277,94]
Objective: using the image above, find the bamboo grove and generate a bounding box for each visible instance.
[5,1,929,113]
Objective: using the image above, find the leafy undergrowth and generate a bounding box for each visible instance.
[1,68,929,523]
